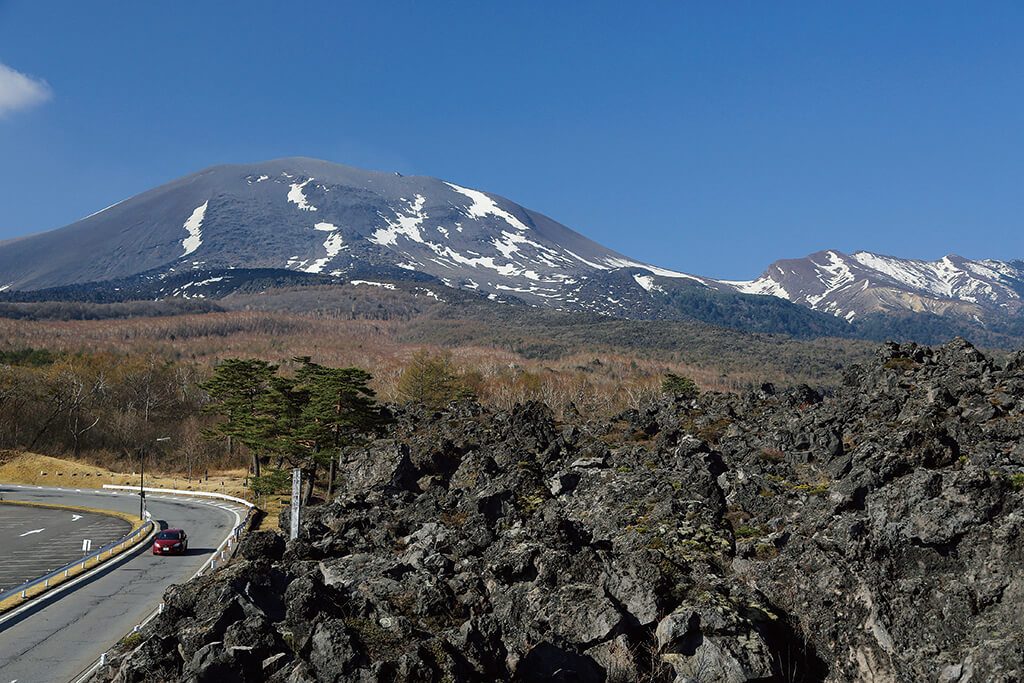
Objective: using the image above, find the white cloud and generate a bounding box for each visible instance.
[0,62,52,116]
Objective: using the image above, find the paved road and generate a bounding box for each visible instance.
[0,485,247,683]
[0,504,131,592]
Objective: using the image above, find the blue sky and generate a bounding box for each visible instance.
[0,2,1021,279]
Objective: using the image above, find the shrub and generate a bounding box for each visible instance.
[396,350,471,408]
[661,372,699,400]
[250,468,291,496]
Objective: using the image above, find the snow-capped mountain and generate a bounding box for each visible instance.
[0,158,1019,342]
[719,250,1024,321]
[0,157,706,309]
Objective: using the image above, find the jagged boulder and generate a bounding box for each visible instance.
[655,604,774,683]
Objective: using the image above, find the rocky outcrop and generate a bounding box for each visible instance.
[94,339,1024,682]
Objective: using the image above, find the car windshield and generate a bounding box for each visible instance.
[156,531,181,540]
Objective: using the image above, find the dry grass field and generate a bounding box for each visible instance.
[0,296,877,519]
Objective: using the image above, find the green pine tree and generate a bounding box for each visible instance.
[292,359,389,499]
[661,372,700,400]
[200,358,281,479]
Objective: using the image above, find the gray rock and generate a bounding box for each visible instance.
[95,340,1024,682]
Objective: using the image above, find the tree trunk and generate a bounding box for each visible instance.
[27,405,63,451]
[72,410,81,458]
[251,451,261,478]
[327,457,336,498]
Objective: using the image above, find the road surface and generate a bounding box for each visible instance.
[0,484,246,683]
[0,504,130,592]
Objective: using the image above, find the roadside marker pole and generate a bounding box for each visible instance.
[290,468,301,540]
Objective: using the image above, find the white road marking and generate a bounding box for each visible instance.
[19,529,44,537]
[71,514,83,521]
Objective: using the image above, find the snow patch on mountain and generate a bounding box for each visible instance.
[304,232,346,274]
[171,275,227,298]
[633,274,664,293]
[350,280,396,290]
[424,246,519,277]
[723,274,792,300]
[369,195,427,247]
[444,182,530,232]
[492,230,558,261]
[564,249,609,270]
[180,201,208,257]
[806,250,856,306]
[288,179,317,211]
[314,222,337,232]
[416,287,443,301]
[602,256,704,282]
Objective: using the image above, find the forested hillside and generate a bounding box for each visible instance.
[0,296,878,486]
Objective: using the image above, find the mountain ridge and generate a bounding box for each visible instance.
[0,157,1020,344]
[721,249,1024,321]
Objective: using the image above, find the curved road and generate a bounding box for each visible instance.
[0,484,246,683]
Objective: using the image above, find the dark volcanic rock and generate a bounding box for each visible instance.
[94,339,1024,682]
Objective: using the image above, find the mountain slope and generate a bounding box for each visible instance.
[0,157,1020,345]
[0,157,694,301]
[720,249,1024,321]
[0,157,854,338]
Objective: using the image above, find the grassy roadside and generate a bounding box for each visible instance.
[0,451,282,530]
[0,500,154,614]
[0,451,249,497]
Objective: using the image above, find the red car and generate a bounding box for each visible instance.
[152,529,188,555]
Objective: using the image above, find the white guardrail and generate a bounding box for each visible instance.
[70,486,256,683]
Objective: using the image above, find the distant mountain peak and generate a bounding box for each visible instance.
[718,249,1024,320]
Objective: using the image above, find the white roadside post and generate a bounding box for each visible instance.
[290,468,301,541]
